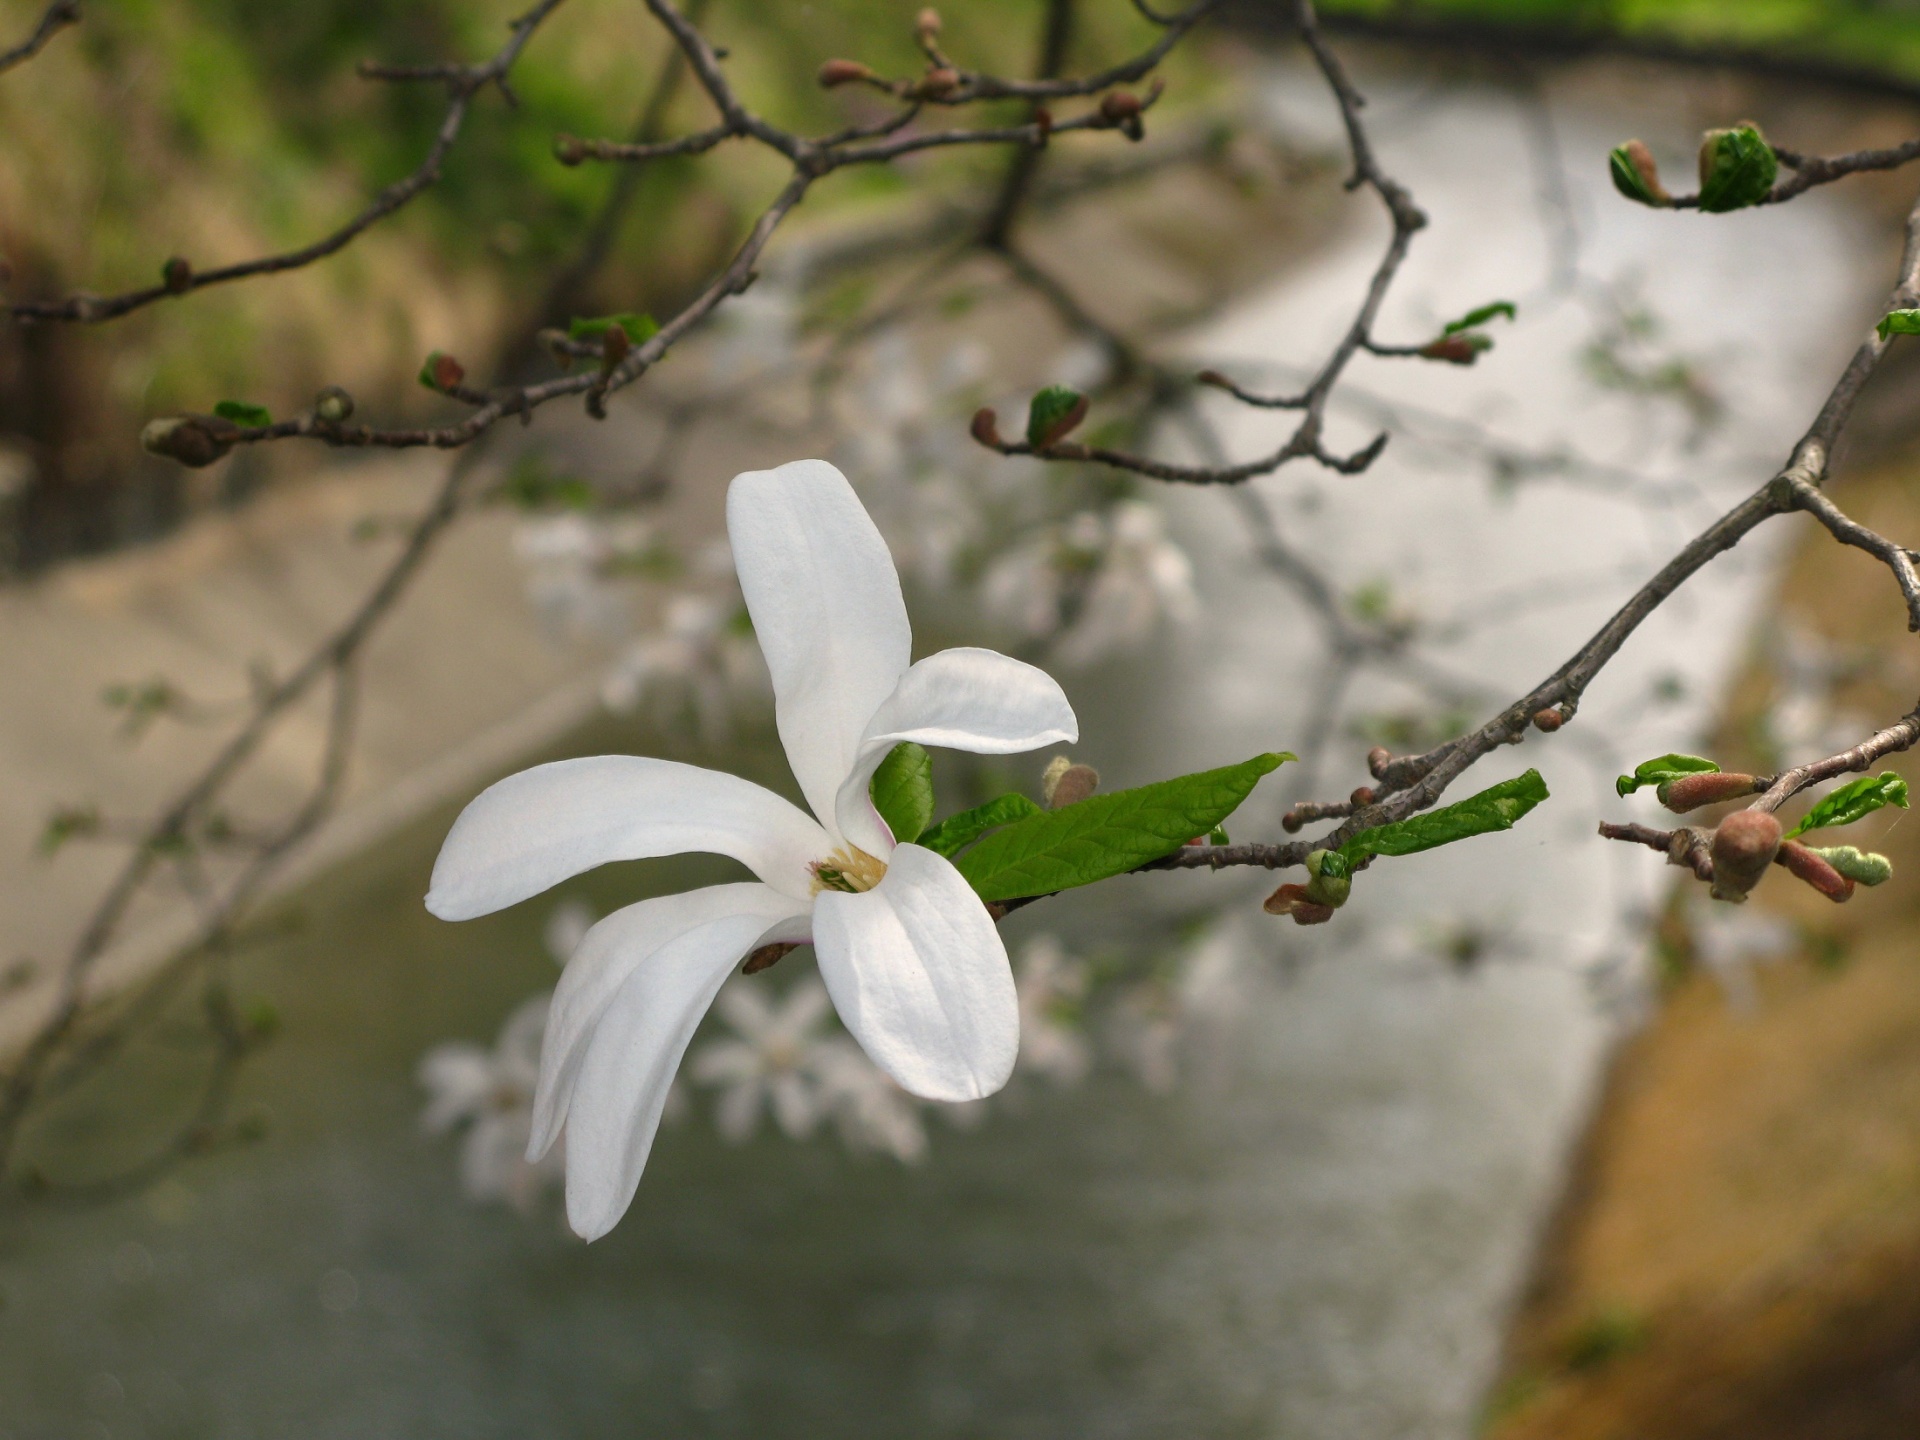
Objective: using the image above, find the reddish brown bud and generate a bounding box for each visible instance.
[916,66,959,99]
[1196,368,1231,390]
[1367,746,1392,779]
[1046,763,1099,810]
[1709,809,1783,902]
[161,256,193,294]
[817,59,875,88]
[1263,883,1334,924]
[1281,809,1305,833]
[1099,90,1142,121]
[742,942,799,974]
[1532,707,1563,732]
[1349,786,1376,808]
[969,407,1003,447]
[1658,771,1758,814]
[1032,107,1053,142]
[1418,336,1483,366]
[600,323,631,374]
[553,135,587,167]
[1621,139,1670,203]
[1776,840,1855,903]
[431,353,466,391]
[140,414,239,469]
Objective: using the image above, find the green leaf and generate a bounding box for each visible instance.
[1783,771,1910,838]
[1877,309,1920,340]
[1440,301,1516,337]
[1696,125,1777,213]
[1025,385,1088,449]
[212,400,271,428]
[1806,845,1893,887]
[568,313,660,345]
[917,793,1044,858]
[1338,769,1550,865]
[1615,753,1720,798]
[1609,143,1667,206]
[870,742,934,845]
[954,752,1293,902]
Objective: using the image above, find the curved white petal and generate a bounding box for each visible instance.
[562,902,799,1240]
[528,883,805,1162]
[832,647,1078,854]
[727,459,912,834]
[811,844,1018,1103]
[426,756,829,920]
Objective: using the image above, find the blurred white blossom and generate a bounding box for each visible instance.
[512,512,656,640]
[418,994,563,1214]
[1764,624,1870,765]
[688,980,845,1143]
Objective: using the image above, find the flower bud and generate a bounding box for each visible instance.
[1349,786,1375,807]
[419,351,466,392]
[1657,770,1757,813]
[161,256,193,294]
[817,58,875,88]
[915,66,959,99]
[314,385,355,424]
[1708,809,1782,902]
[916,7,942,39]
[969,407,1003,447]
[140,415,236,469]
[1367,746,1392,779]
[1303,849,1351,908]
[1609,139,1671,207]
[553,135,587,167]
[1776,840,1854,903]
[1042,758,1098,809]
[601,322,630,375]
[1098,90,1144,141]
[1532,707,1563,732]
[1281,809,1305,833]
[1696,123,1777,213]
[1418,335,1486,365]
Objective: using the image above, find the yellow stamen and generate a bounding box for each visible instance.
[809,844,888,895]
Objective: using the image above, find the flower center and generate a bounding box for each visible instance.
[809,844,888,896]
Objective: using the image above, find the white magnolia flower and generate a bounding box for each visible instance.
[427,459,1077,1238]
[689,980,840,1142]
[1013,935,1091,1087]
[418,994,564,1214]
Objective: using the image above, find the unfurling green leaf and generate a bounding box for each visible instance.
[870,742,935,845]
[1808,845,1893,887]
[917,793,1044,858]
[1609,140,1669,207]
[418,351,465,392]
[1877,309,1920,341]
[1783,771,1910,838]
[1337,769,1550,866]
[1440,301,1517,337]
[568,312,660,346]
[213,400,272,428]
[1303,848,1351,908]
[1207,826,1229,846]
[954,752,1294,902]
[39,803,101,857]
[1616,753,1720,798]
[1696,124,1777,213]
[1025,385,1088,449]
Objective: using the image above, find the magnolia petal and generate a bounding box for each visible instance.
[426,755,829,920]
[728,460,912,836]
[563,904,799,1240]
[811,843,1018,1103]
[832,647,1078,854]
[529,883,806,1161]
